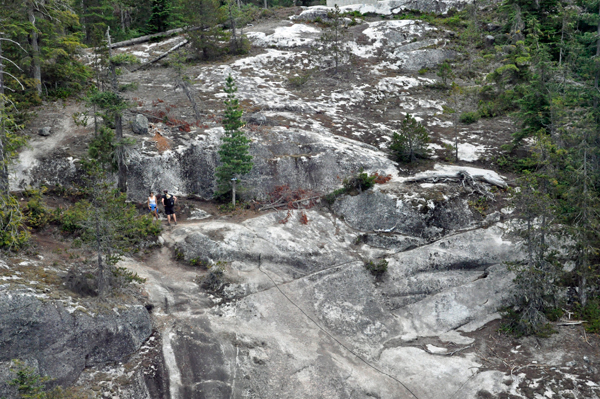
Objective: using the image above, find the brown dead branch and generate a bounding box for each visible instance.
[407,170,505,201]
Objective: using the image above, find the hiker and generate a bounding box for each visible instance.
[148,191,159,220]
[162,189,177,225]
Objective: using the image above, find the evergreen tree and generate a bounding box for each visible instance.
[215,74,253,198]
[315,5,351,74]
[183,0,225,60]
[147,0,172,34]
[389,114,431,163]
[0,35,28,250]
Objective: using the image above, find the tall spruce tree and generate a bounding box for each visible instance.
[215,74,252,199]
[183,0,224,60]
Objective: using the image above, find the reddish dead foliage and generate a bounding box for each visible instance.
[266,185,320,224]
[373,173,392,184]
[150,132,171,152]
[143,109,192,132]
[299,212,308,225]
[279,209,292,224]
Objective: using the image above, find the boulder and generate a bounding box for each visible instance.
[485,35,495,47]
[131,114,149,135]
[38,127,52,136]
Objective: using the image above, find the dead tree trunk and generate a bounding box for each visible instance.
[28,4,42,97]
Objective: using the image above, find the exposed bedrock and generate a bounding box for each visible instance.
[323,0,472,14]
[126,126,397,201]
[143,208,520,398]
[0,290,152,397]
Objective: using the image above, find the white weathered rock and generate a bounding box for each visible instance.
[119,208,521,398]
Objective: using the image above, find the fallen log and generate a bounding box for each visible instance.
[406,171,508,189]
[556,321,586,326]
[106,27,200,49]
[131,39,189,71]
[258,196,321,211]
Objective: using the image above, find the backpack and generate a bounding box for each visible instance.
[165,194,175,207]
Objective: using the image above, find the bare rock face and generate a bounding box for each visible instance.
[118,207,520,399]
[0,290,152,397]
[126,126,397,201]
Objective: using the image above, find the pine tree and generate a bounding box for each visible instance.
[215,74,253,199]
[389,114,431,163]
[147,0,172,34]
[315,5,351,74]
[0,35,28,250]
[183,0,225,60]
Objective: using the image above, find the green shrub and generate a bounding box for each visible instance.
[0,194,30,250]
[22,188,50,229]
[499,307,557,338]
[9,360,49,398]
[418,68,429,75]
[459,111,480,124]
[344,10,363,18]
[112,266,146,285]
[288,72,311,87]
[60,201,91,233]
[23,198,50,229]
[109,53,140,66]
[577,299,600,333]
[343,170,376,192]
[323,187,348,205]
[365,259,388,278]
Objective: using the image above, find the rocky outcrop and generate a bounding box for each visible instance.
[118,205,522,398]
[0,289,152,396]
[126,126,397,201]
[330,0,471,14]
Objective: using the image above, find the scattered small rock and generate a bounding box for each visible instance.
[189,208,211,220]
[484,35,495,47]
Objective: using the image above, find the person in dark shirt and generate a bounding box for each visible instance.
[162,189,177,225]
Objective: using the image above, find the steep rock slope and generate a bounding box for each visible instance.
[0,288,152,397]
[121,208,519,399]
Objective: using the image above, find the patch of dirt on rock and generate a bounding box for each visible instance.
[466,319,600,398]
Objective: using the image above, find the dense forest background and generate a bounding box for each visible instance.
[1,0,600,335]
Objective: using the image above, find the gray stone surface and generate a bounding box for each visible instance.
[324,0,472,14]
[38,127,52,136]
[126,126,396,202]
[121,210,522,399]
[0,290,152,395]
[332,190,476,239]
[132,114,150,135]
